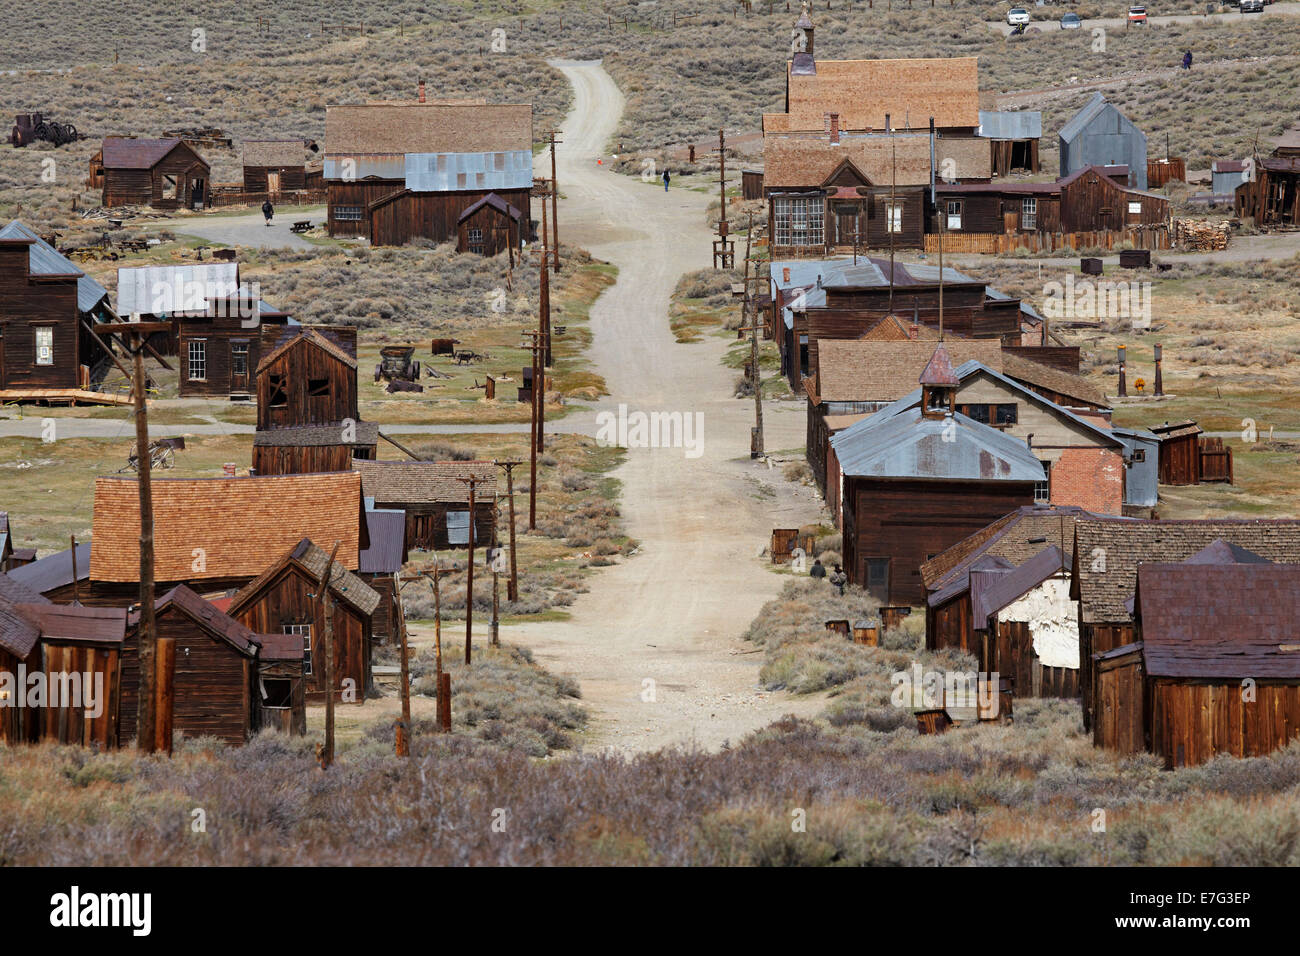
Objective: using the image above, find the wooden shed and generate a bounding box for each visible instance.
[100,137,210,210]
[0,574,53,745]
[0,221,115,396]
[228,538,380,704]
[358,506,408,645]
[454,193,526,256]
[4,539,91,602]
[1150,420,1203,485]
[741,169,764,200]
[1057,165,1168,233]
[1234,154,1300,228]
[241,139,316,195]
[353,459,496,551]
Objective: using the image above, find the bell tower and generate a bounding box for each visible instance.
[792,2,814,57]
[919,343,959,420]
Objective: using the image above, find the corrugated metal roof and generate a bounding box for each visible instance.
[323,155,407,181]
[359,507,407,574]
[116,263,239,317]
[1058,93,1112,143]
[0,220,109,314]
[978,110,1042,140]
[403,149,532,193]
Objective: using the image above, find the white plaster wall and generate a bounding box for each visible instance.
[997,576,1079,670]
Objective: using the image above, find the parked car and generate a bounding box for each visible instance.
[1007,7,1031,25]
[1241,0,1264,11]
[1061,11,1082,26]
[1128,5,1148,22]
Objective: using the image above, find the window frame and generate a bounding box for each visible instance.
[945,199,963,231]
[187,338,207,381]
[284,623,313,676]
[1022,197,1037,230]
[333,206,364,222]
[230,341,249,377]
[34,325,55,366]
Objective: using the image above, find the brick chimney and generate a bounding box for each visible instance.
[829,113,840,145]
[418,78,426,103]
[782,267,791,283]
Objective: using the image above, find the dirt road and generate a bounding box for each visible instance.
[492,61,824,756]
[987,2,1300,34]
[160,207,322,250]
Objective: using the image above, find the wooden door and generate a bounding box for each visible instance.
[267,170,281,198]
[230,341,249,392]
[1003,211,1018,234]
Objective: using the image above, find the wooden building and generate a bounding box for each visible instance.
[0,574,52,745]
[454,193,527,256]
[228,538,380,704]
[1234,154,1300,228]
[0,221,115,396]
[830,345,1043,603]
[352,459,496,551]
[88,472,366,605]
[5,539,91,602]
[978,110,1041,176]
[1071,519,1300,733]
[176,298,293,399]
[98,137,211,210]
[359,506,408,645]
[1094,556,1300,767]
[324,95,533,241]
[241,139,317,195]
[116,261,246,357]
[1150,420,1203,485]
[1058,94,1148,190]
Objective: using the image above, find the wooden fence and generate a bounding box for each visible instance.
[924,225,1170,255]
[208,188,327,209]
[1147,158,1186,189]
[1198,437,1234,484]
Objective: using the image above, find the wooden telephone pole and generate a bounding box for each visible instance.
[315,539,342,769]
[458,475,491,665]
[741,215,765,458]
[422,561,453,732]
[546,130,562,273]
[538,179,554,367]
[98,320,170,753]
[712,129,734,268]
[521,330,545,529]
[493,460,522,601]
[392,571,413,756]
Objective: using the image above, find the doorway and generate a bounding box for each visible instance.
[266,170,281,199]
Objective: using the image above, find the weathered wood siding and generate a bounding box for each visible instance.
[1060,169,1167,232]
[0,244,87,389]
[1150,680,1300,768]
[992,618,1079,699]
[243,165,307,193]
[37,642,122,748]
[372,501,495,552]
[455,201,523,256]
[369,188,531,248]
[1078,622,1135,731]
[252,443,364,478]
[103,142,210,210]
[327,180,404,237]
[1157,433,1200,485]
[1093,651,1146,754]
[256,335,357,430]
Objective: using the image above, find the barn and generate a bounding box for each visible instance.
[0,221,116,397]
[227,538,380,704]
[1058,94,1148,190]
[352,459,497,551]
[1094,554,1300,767]
[99,137,211,210]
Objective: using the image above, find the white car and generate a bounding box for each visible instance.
[1007,7,1031,25]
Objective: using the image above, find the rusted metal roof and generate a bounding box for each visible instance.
[19,603,127,645]
[406,150,532,194]
[359,508,407,575]
[919,344,959,386]
[928,552,1015,608]
[101,136,196,170]
[255,631,304,661]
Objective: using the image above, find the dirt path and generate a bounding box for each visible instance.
[492,60,823,756]
[987,3,1300,34]
[154,206,323,250]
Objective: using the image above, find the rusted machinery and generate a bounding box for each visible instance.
[375,345,421,383]
[11,113,80,148]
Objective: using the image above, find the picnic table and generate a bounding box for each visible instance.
[291,219,312,234]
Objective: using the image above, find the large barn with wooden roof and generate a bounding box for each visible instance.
[96,136,211,209]
[87,472,366,605]
[352,459,496,551]
[324,91,533,245]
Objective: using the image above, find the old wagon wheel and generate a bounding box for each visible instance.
[63,123,77,143]
[374,363,383,383]
[156,445,175,469]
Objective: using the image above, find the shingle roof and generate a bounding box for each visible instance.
[1001,352,1107,409]
[6,541,91,594]
[0,220,110,314]
[229,538,380,618]
[763,132,990,188]
[325,102,532,156]
[1072,518,1300,624]
[922,505,1098,592]
[242,139,310,168]
[352,459,497,505]
[774,57,981,132]
[813,340,1004,404]
[156,584,261,656]
[0,573,51,658]
[90,473,363,582]
[255,327,357,374]
[1135,564,1300,679]
[253,422,379,448]
[101,137,200,170]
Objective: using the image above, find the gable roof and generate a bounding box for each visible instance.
[456,192,524,224]
[814,339,1004,404]
[352,459,497,505]
[90,473,364,582]
[948,361,1122,447]
[776,57,981,132]
[0,572,51,658]
[1059,94,1132,143]
[101,136,204,170]
[763,132,990,189]
[228,538,381,619]
[1072,518,1300,624]
[255,327,357,374]
[922,505,1098,592]
[1135,564,1300,679]
[6,540,91,594]
[156,584,261,656]
[971,545,1071,624]
[1001,352,1107,409]
[242,139,310,168]
[325,102,533,156]
[16,603,126,646]
[0,220,110,314]
[919,344,959,387]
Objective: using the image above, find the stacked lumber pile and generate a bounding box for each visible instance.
[1173,218,1230,251]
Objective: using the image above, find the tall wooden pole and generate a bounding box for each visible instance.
[745,215,764,458]
[888,113,896,314]
[523,332,543,530]
[395,571,411,757]
[548,131,562,273]
[132,342,158,753]
[317,539,341,769]
[540,181,552,368]
[70,534,80,605]
[423,561,451,732]
[459,477,486,666]
[495,460,521,601]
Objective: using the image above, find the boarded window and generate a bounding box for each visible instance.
[446,510,471,546]
[308,377,330,397]
[268,373,287,407]
[284,624,312,675]
[230,342,248,376]
[34,326,54,366]
[188,339,207,380]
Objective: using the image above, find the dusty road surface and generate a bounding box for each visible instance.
[159,206,323,250]
[496,61,824,756]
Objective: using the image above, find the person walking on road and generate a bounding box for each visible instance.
[809,558,826,581]
[662,168,670,192]
[830,565,847,596]
[262,199,275,227]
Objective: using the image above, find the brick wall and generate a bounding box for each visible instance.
[1051,447,1124,515]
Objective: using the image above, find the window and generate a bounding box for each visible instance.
[284,624,312,675]
[467,227,484,254]
[1022,198,1037,229]
[34,326,54,365]
[446,510,471,547]
[885,201,903,234]
[163,175,178,200]
[260,678,292,709]
[187,339,207,381]
[1127,201,1143,216]
[995,403,1018,426]
[773,196,825,247]
[1035,460,1052,504]
[308,377,331,397]
[230,342,248,376]
[1132,448,1146,463]
[946,200,962,230]
[268,373,287,407]
[865,559,890,601]
[333,206,364,221]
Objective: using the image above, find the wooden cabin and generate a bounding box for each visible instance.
[87,472,366,605]
[1071,519,1300,732]
[352,460,496,551]
[241,139,317,195]
[454,193,527,256]
[251,326,376,474]
[978,110,1041,177]
[325,97,533,241]
[1151,420,1203,485]
[255,631,308,735]
[0,221,114,395]
[100,137,210,210]
[1095,560,1300,767]
[0,575,51,745]
[1057,165,1168,232]
[831,345,1042,604]
[5,540,91,602]
[359,506,408,645]
[228,539,380,704]
[1235,155,1300,228]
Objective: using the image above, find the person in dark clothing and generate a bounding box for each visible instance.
[1182,50,1192,70]
[829,565,847,596]
[809,558,826,580]
[262,200,274,226]
[662,168,670,192]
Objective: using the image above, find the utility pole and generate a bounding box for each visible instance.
[458,475,489,665]
[712,129,734,268]
[315,539,342,769]
[494,459,522,601]
[887,113,896,314]
[417,561,452,733]
[521,330,545,529]
[393,570,412,757]
[741,215,765,458]
[99,320,169,753]
[547,130,562,273]
[539,179,553,367]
